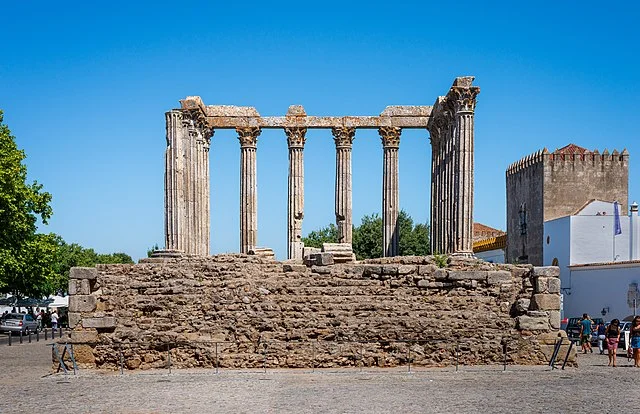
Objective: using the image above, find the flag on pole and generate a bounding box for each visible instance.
[614,201,622,235]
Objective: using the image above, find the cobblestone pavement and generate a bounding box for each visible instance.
[2,342,640,413]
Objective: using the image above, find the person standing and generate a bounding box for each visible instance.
[36,310,43,330]
[579,313,594,354]
[631,316,640,367]
[597,322,607,354]
[606,319,621,367]
[50,310,58,330]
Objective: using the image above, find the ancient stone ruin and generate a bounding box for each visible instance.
[162,76,480,259]
[65,257,568,370]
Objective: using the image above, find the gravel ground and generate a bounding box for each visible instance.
[1,341,640,413]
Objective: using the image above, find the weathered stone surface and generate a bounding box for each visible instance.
[449,270,487,280]
[531,294,560,311]
[487,271,512,285]
[517,315,550,330]
[532,266,560,278]
[548,278,561,294]
[515,299,531,313]
[70,267,97,280]
[69,295,96,312]
[534,277,548,294]
[83,317,116,329]
[68,312,81,329]
[282,264,307,273]
[66,254,558,370]
[549,310,561,329]
[68,329,99,344]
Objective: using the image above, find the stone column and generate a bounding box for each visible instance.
[237,127,261,254]
[379,127,402,257]
[450,79,480,255]
[286,127,307,260]
[164,110,184,252]
[332,127,356,244]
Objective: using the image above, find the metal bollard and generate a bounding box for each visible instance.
[36,331,39,342]
[312,341,316,373]
[8,333,11,346]
[59,327,63,338]
[456,343,460,372]
[215,342,219,375]
[119,344,124,375]
[19,330,23,344]
[28,331,31,343]
[263,343,267,374]
[408,345,412,373]
[45,329,48,340]
[167,343,172,374]
[503,342,508,371]
[52,328,55,340]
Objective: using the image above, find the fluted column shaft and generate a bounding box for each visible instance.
[164,110,183,251]
[286,128,307,260]
[380,127,402,257]
[238,127,261,254]
[451,86,479,255]
[332,127,356,244]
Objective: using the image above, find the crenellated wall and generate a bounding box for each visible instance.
[65,255,568,370]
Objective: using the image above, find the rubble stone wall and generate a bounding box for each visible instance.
[66,255,569,370]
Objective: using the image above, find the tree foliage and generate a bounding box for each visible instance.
[0,110,57,297]
[302,210,430,260]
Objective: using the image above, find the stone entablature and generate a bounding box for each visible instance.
[65,257,568,370]
[165,77,480,259]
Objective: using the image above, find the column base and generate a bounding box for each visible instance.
[150,249,186,258]
[449,251,475,258]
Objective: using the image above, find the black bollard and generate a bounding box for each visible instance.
[44,328,48,341]
[36,331,39,342]
[8,333,11,346]
[19,330,23,344]
[52,328,55,340]
[28,331,31,343]
[59,327,62,338]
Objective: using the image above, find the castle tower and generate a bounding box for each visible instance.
[505,144,629,265]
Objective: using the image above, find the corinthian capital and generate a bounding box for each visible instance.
[285,127,307,149]
[449,86,481,113]
[236,127,261,148]
[378,127,402,148]
[332,127,356,149]
[183,109,214,141]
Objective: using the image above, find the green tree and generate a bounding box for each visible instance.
[0,110,58,298]
[301,223,338,248]
[147,243,160,257]
[304,210,430,259]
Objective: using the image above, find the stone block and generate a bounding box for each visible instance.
[68,312,81,329]
[532,266,560,278]
[70,279,91,295]
[68,329,99,344]
[487,271,512,285]
[549,310,561,329]
[418,264,437,275]
[449,270,487,281]
[397,265,416,275]
[313,253,334,266]
[535,277,549,294]
[69,295,97,312]
[68,279,78,296]
[515,298,530,313]
[69,267,98,280]
[311,265,331,274]
[433,269,448,280]
[381,265,399,275]
[517,315,550,331]
[283,264,307,273]
[417,279,430,288]
[531,294,560,311]
[548,278,561,294]
[83,317,116,329]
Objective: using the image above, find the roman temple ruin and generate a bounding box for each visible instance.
[162,76,480,259]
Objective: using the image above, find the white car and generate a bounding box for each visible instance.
[0,313,39,334]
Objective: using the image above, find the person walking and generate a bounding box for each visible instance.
[579,313,594,354]
[50,310,58,330]
[631,316,640,367]
[597,322,607,354]
[606,319,621,367]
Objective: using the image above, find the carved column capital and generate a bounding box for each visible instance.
[236,127,261,148]
[378,126,402,149]
[332,127,356,149]
[449,86,481,113]
[285,127,307,149]
[183,109,214,142]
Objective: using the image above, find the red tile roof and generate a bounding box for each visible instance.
[554,143,590,155]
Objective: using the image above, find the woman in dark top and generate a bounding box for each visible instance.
[606,319,620,367]
[631,316,640,367]
[597,323,607,354]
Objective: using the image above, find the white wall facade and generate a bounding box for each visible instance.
[475,248,505,263]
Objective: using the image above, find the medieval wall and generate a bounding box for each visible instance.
[543,152,628,221]
[506,155,545,265]
[65,255,565,370]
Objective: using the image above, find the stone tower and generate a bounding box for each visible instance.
[505,144,629,265]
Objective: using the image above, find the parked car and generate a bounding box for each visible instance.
[0,313,38,334]
[566,317,603,343]
[619,322,631,349]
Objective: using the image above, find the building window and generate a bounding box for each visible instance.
[519,203,527,235]
[552,258,559,266]
[547,235,550,245]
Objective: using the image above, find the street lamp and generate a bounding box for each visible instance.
[601,307,610,317]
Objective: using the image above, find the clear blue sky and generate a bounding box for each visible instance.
[1,1,638,261]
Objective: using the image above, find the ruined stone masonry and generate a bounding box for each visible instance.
[163,77,480,258]
[65,258,569,370]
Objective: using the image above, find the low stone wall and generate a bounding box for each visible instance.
[64,255,572,370]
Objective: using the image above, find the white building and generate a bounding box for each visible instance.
[544,200,640,320]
